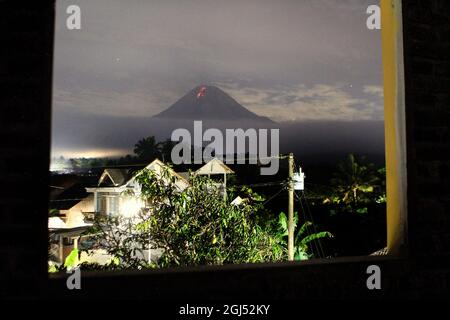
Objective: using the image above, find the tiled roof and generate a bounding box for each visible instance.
[49,175,97,210]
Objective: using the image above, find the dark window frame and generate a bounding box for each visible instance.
[46,0,410,299]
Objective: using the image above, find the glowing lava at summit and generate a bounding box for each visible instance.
[152,85,274,123]
[196,86,207,99]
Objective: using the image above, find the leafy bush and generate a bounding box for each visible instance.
[268,212,333,260]
[135,168,280,267]
[87,167,281,269]
[82,166,333,269]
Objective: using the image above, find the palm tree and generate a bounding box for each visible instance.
[133,136,161,161]
[158,139,176,163]
[329,154,380,208]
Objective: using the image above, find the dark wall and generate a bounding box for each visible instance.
[400,0,450,297]
[403,0,450,258]
[0,2,53,298]
[0,0,449,300]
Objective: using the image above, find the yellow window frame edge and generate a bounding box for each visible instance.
[381,0,407,255]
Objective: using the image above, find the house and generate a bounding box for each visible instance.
[49,174,97,227]
[85,158,233,219]
[194,158,234,200]
[48,175,97,263]
[48,158,234,264]
[85,159,190,219]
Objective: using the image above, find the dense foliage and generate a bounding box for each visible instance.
[76,167,333,270]
[82,168,282,269]
[322,154,386,215]
[51,152,387,271]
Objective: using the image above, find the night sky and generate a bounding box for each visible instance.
[52,0,383,159]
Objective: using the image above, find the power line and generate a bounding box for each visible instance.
[51,182,287,202]
[296,192,321,258]
[291,158,322,257]
[297,191,326,258]
[234,181,286,188]
[263,188,285,206]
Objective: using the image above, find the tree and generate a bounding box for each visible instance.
[136,168,279,267]
[133,136,161,161]
[270,212,333,260]
[324,154,383,214]
[69,158,81,169]
[158,139,176,163]
[133,136,178,163]
[87,166,280,269]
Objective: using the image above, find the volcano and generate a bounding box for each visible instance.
[153,85,275,124]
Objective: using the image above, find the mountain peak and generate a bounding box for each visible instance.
[153,85,274,123]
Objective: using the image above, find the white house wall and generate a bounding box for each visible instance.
[61,194,94,228]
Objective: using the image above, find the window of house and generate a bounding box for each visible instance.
[48,0,406,271]
[98,194,119,216]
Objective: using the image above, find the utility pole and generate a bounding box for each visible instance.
[288,153,295,261]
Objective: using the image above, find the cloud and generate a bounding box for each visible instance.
[363,85,384,98]
[53,87,175,117]
[216,82,384,122]
[53,0,382,92]
[54,82,384,122]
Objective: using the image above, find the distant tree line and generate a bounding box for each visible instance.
[57,136,176,170]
